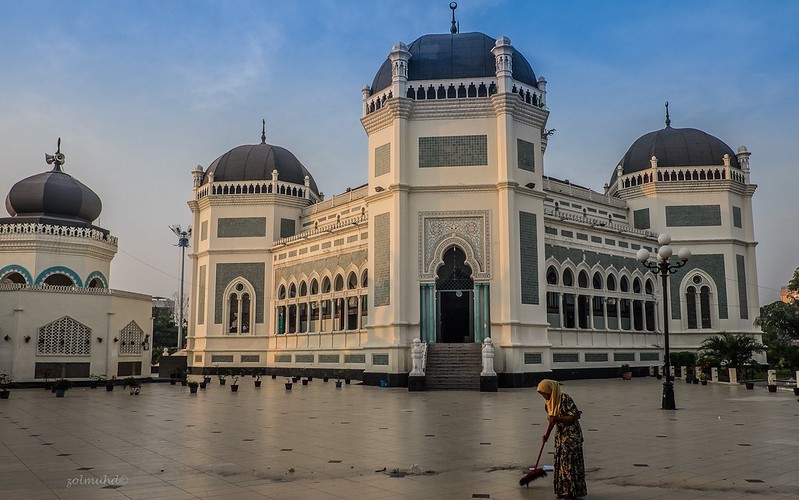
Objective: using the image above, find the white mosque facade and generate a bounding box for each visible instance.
[184,30,761,387]
[0,143,153,383]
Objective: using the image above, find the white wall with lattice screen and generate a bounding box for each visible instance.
[119,321,143,356]
[37,316,91,355]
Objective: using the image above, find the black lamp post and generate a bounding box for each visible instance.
[636,233,691,410]
[169,225,192,350]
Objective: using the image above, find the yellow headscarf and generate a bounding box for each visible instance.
[536,379,562,416]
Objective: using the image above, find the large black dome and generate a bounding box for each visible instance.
[203,143,319,195]
[5,169,102,225]
[371,32,537,94]
[612,126,739,185]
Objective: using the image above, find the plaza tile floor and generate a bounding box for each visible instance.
[1,377,797,500]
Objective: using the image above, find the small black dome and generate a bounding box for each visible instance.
[612,126,739,185]
[371,32,537,94]
[5,169,102,224]
[203,143,318,194]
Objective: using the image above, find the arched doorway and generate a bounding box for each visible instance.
[436,246,474,343]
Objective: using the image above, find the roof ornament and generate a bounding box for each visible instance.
[261,118,266,144]
[45,137,66,172]
[665,101,671,128]
[449,2,459,34]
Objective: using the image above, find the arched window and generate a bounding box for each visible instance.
[288,283,297,298]
[278,284,286,300]
[361,270,368,288]
[607,274,617,291]
[1,272,26,285]
[299,281,307,297]
[226,281,254,334]
[633,278,641,294]
[700,286,712,329]
[547,266,558,285]
[592,272,603,290]
[620,276,630,293]
[578,271,589,288]
[686,286,698,329]
[348,272,358,290]
[44,274,75,287]
[322,276,331,293]
[645,279,654,295]
[563,269,574,287]
[310,278,319,295]
[334,274,344,292]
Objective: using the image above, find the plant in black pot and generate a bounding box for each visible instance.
[284,376,293,390]
[230,373,240,392]
[202,369,212,385]
[218,371,228,386]
[291,369,300,383]
[89,373,102,389]
[253,372,262,388]
[333,370,344,389]
[54,378,73,398]
[0,371,12,399]
[188,381,199,394]
[123,376,141,395]
[106,375,116,391]
[619,364,632,380]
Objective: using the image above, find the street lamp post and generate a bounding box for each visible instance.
[636,233,691,410]
[169,225,192,350]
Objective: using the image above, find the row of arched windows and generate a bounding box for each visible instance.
[546,265,657,332]
[275,269,368,335]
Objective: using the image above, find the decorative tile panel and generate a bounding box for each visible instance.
[634,209,650,230]
[419,211,491,280]
[520,211,539,305]
[419,135,487,167]
[614,352,635,362]
[732,206,742,228]
[524,352,542,364]
[736,255,748,319]
[517,138,535,172]
[375,143,391,176]
[374,213,391,306]
[38,317,91,356]
[215,263,264,324]
[119,321,143,356]
[344,354,366,364]
[665,205,722,227]
[217,217,266,238]
[280,218,296,238]
[372,353,389,366]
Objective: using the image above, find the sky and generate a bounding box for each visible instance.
[1,0,797,305]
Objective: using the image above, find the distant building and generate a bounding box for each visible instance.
[0,142,152,382]
[152,297,176,319]
[184,24,763,387]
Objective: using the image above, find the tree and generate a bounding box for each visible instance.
[788,266,799,293]
[698,332,765,377]
[756,301,799,370]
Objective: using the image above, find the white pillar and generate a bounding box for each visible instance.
[728,367,737,385]
[767,369,777,386]
[481,338,496,376]
[711,367,718,382]
[389,42,411,99]
[491,36,514,94]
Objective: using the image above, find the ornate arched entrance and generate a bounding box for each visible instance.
[435,246,474,343]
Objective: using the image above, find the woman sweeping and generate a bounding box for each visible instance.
[537,379,587,499]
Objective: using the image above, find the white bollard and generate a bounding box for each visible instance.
[728,367,737,385]
[767,369,777,386]
[669,366,675,377]
[481,338,496,377]
[681,366,688,379]
[711,367,718,383]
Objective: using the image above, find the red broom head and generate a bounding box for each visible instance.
[519,468,547,486]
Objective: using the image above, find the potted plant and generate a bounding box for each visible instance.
[253,373,262,388]
[0,372,12,399]
[89,373,102,389]
[619,364,632,381]
[188,381,199,394]
[698,371,708,385]
[203,369,212,385]
[301,369,309,386]
[323,373,329,382]
[230,373,240,392]
[42,369,53,391]
[123,377,141,395]
[181,369,189,386]
[333,370,344,389]
[105,375,116,391]
[291,369,300,383]
[218,371,228,386]
[199,378,207,389]
[285,377,293,390]
[54,378,73,397]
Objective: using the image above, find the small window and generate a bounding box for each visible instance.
[620,276,629,292]
[578,271,589,288]
[311,278,319,295]
[592,272,603,290]
[563,269,574,287]
[289,283,297,298]
[645,279,654,295]
[322,276,331,293]
[607,275,617,291]
[334,274,344,292]
[633,278,641,294]
[361,270,368,288]
[348,272,358,290]
[278,285,286,300]
[299,281,307,297]
[547,266,558,285]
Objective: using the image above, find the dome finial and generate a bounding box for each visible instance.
[45,137,66,172]
[449,2,459,34]
[665,101,671,128]
[261,119,266,144]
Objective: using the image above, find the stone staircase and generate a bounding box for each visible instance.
[424,343,482,390]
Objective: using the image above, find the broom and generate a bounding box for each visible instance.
[519,420,554,487]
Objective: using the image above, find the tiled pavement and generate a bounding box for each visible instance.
[1,377,797,499]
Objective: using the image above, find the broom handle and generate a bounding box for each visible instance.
[535,420,555,469]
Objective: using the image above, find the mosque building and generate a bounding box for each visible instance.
[0,140,153,383]
[184,19,761,387]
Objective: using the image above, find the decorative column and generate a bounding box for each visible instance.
[419,284,435,343]
[473,283,491,342]
[491,36,514,94]
[192,165,204,189]
[271,169,278,194]
[408,338,425,391]
[389,42,411,99]
[480,338,498,392]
